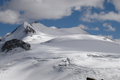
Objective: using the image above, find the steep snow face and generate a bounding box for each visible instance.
[2,22,35,41]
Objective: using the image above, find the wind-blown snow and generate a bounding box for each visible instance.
[0,22,120,80]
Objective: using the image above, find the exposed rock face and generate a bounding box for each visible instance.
[0,38,1,42]
[33,21,39,23]
[2,39,31,52]
[87,77,96,80]
[25,26,36,34]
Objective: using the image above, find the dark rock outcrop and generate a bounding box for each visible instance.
[12,23,36,35]
[87,77,96,80]
[33,21,39,23]
[0,36,2,42]
[25,26,36,34]
[2,39,31,52]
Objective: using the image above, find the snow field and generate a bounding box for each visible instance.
[0,22,120,80]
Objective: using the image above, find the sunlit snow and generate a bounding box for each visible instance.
[0,22,120,80]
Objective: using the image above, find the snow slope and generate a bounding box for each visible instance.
[0,22,120,80]
[2,22,88,43]
[31,22,88,36]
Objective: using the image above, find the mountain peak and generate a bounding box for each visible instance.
[2,21,89,41]
[22,22,32,28]
[2,22,36,41]
[33,21,39,24]
[23,21,29,25]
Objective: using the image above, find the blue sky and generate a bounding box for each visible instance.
[0,0,120,39]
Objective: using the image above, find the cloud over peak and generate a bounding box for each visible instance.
[0,0,104,24]
[0,10,21,24]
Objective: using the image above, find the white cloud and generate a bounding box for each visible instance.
[0,0,104,24]
[111,0,120,13]
[107,0,111,3]
[78,24,89,30]
[0,10,21,24]
[80,0,120,22]
[103,23,116,31]
[78,24,99,31]
[81,10,120,22]
[92,27,99,31]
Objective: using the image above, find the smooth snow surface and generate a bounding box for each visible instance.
[0,22,120,80]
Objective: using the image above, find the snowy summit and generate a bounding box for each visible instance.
[0,22,120,80]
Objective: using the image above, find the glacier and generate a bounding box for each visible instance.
[0,22,120,80]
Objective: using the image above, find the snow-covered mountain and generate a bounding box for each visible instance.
[2,22,88,41]
[0,22,120,80]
